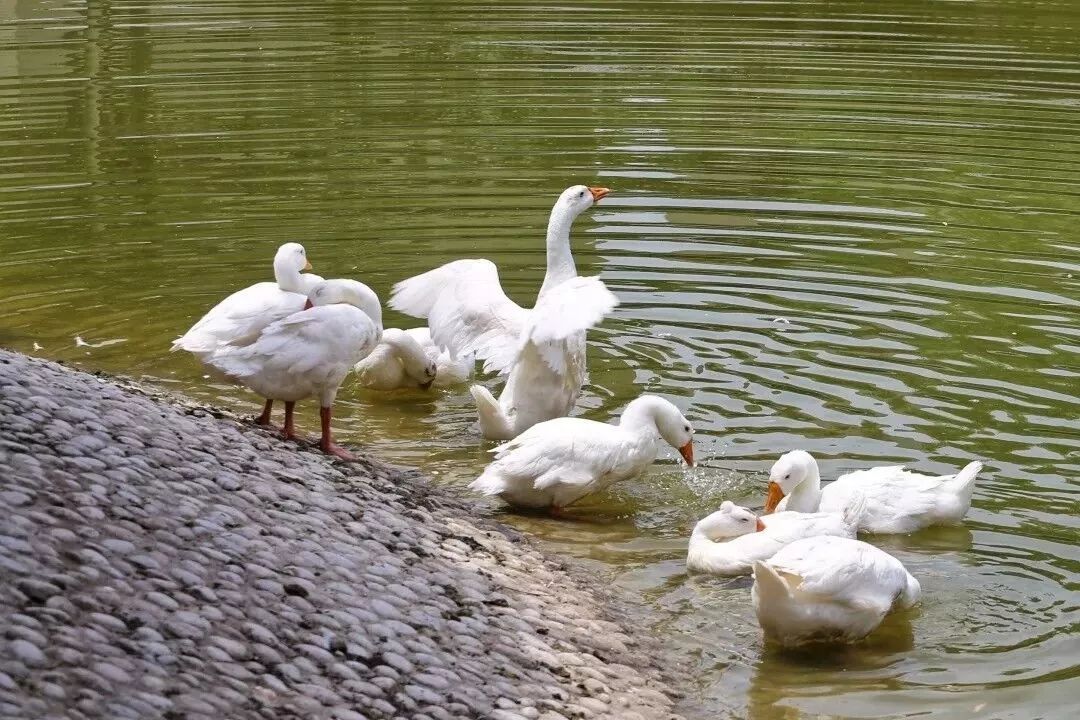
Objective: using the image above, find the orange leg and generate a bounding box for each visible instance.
[319,405,355,460]
[255,399,274,426]
[282,401,297,441]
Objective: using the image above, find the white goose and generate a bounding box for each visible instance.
[752,535,921,647]
[687,498,861,576]
[765,450,983,534]
[171,242,324,425]
[206,279,382,460]
[390,185,618,440]
[469,395,694,510]
[353,327,473,391]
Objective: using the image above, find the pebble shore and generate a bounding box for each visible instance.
[0,349,683,720]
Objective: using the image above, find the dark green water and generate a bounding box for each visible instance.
[1,1,1078,717]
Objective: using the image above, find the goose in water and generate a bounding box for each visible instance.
[687,497,862,576]
[171,242,324,426]
[353,327,474,390]
[469,394,694,510]
[390,185,618,440]
[752,535,921,647]
[206,279,382,459]
[765,450,983,534]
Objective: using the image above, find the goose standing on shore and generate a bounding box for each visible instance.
[469,395,694,510]
[206,279,382,460]
[765,450,983,534]
[390,185,618,440]
[354,327,473,391]
[171,242,324,425]
[752,535,921,647]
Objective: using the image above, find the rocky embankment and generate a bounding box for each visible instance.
[0,349,683,720]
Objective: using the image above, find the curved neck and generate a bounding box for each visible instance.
[384,331,429,373]
[538,204,578,297]
[618,398,661,435]
[787,462,823,512]
[274,259,303,293]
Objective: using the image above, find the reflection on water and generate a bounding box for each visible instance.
[1,0,1078,717]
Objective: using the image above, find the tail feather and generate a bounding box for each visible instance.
[945,461,982,502]
[469,384,514,440]
[753,561,794,608]
[468,468,505,497]
[841,489,867,531]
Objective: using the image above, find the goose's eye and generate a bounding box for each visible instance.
[578,190,585,198]
[784,473,790,480]
[683,424,690,432]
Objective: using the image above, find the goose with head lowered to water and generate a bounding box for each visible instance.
[205,278,382,460]
[353,327,474,391]
[469,394,694,511]
[390,185,618,440]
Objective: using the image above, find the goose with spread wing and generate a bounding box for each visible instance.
[390,185,617,440]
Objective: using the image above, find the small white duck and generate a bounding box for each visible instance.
[687,498,861,576]
[171,242,324,425]
[752,535,921,647]
[469,395,694,510]
[390,185,618,440]
[353,327,473,391]
[765,450,983,534]
[206,279,382,460]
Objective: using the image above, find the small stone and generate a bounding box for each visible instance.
[9,639,45,666]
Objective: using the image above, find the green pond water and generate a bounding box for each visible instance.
[1,1,1078,717]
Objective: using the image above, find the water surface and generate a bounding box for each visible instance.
[1,1,1078,718]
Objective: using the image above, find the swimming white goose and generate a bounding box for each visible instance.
[687,498,862,576]
[752,535,921,647]
[171,242,324,425]
[390,185,618,440]
[353,327,473,391]
[206,279,382,460]
[765,450,983,534]
[469,394,694,510]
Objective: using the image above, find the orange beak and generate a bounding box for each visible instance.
[678,441,694,467]
[755,517,766,532]
[303,299,314,310]
[303,259,313,271]
[764,481,784,514]
[588,186,610,202]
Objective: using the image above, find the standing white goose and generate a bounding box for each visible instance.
[171,242,324,425]
[353,327,473,391]
[469,395,694,510]
[765,450,983,534]
[206,279,382,460]
[751,535,921,647]
[390,185,618,440]
[687,498,862,576]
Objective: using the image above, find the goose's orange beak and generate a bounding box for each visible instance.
[304,259,313,271]
[588,186,610,202]
[764,481,784,514]
[755,517,766,532]
[678,441,694,467]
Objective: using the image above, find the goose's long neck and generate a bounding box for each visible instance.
[787,462,823,513]
[538,205,577,298]
[274,260,303,293]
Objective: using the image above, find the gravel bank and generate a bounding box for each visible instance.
[0,349,683,720]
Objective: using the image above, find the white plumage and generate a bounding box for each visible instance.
[171,242,323,361]
[469,395,694,509]
[354,327,473,391]
[766,450,983,534]
[687,497,862,576]
[751,535,921,647]
[390,185,618,440]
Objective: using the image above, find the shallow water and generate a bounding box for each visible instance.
[1,1,1078,717]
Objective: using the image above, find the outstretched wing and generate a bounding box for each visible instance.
[390,259,528,375]
[518,275,619,374]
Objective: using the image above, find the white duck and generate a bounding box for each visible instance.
[353,327,473,391]
[752,535,921,647]
[171,242,324,426]
[765,450,983,534]
[469,395,694,510]
[390,185,618,440]
[687,498,862,576]
[206,279,382,460]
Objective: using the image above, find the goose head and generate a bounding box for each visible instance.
[306,279,384,333]
[692,501,766,541]
[765,449,818,513]
[622,395,695,466]
[553,184,610,222]
[273,242,314,290]
[381,329,438,389]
